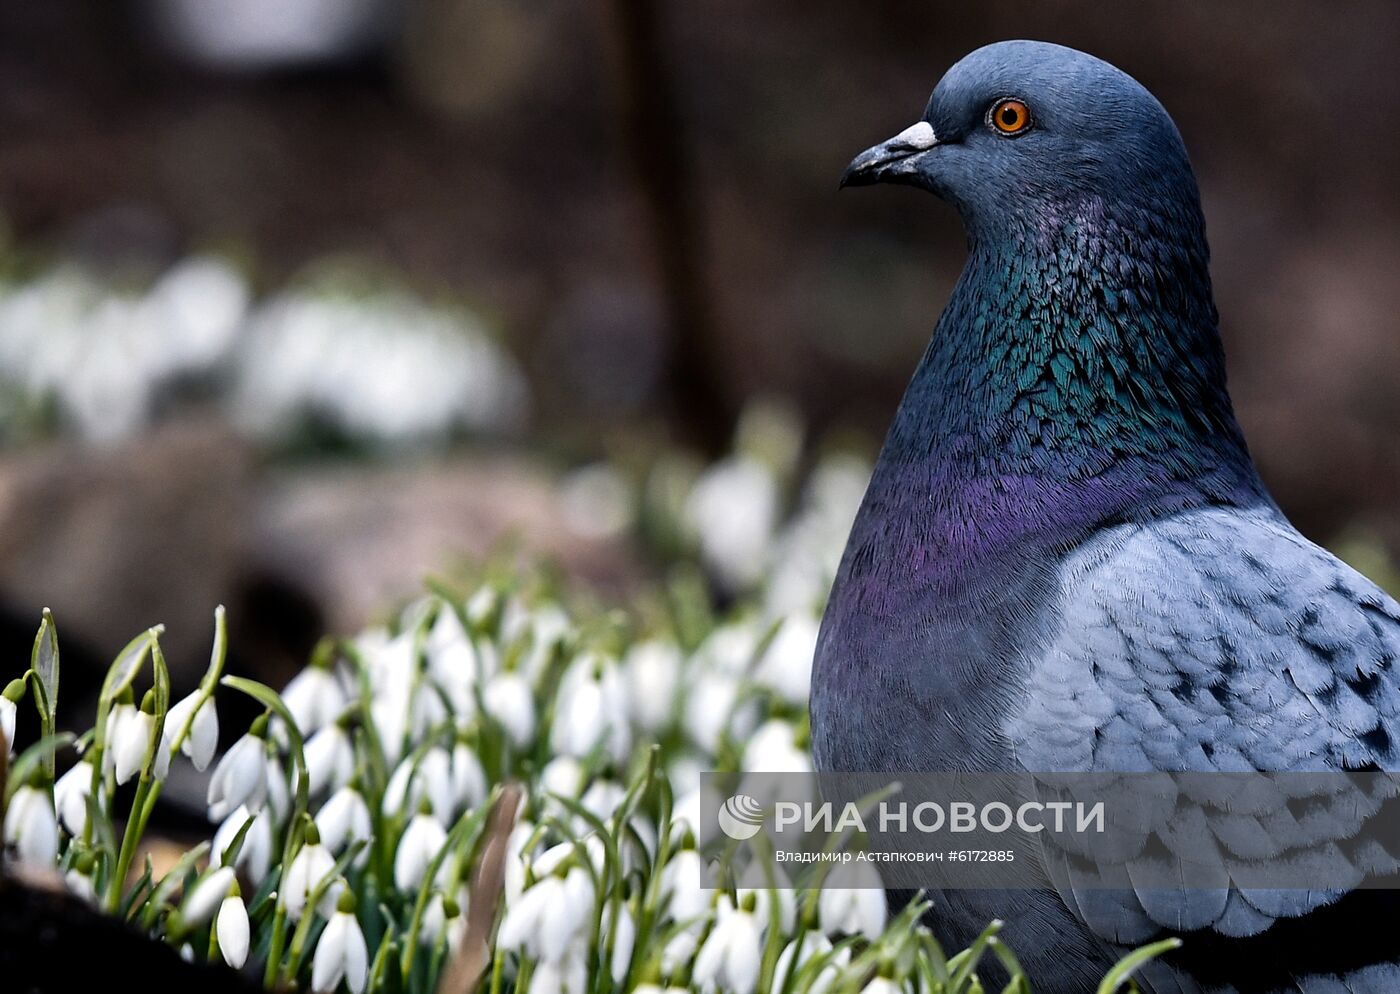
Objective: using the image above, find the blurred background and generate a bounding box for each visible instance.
[1,0,1398,714]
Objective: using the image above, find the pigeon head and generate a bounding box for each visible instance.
[842,40,1201,242]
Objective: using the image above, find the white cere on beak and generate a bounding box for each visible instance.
[893,121,937,150]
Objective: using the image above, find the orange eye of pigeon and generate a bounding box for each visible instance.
[990,99,1032,135]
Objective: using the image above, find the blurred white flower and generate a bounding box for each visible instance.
[427,608,481,716]
[383,747,455,824]
[526,945,588,994]
[685,455,779,590]
[280,665,347,739]
[742,720,812,774]
[551,654,628,763]
[693,895,763,994]
[208,726,269,820]
[316,784,372,864]
[755,614,820,706]
[4,784,58,868]
[860,976,908,994]
[218,885,251,969]
[560,463,635,541]
[483,671,535,748]
[605,902,636,983]
[212,805,274,885]
[421,888,468,948]
[773,930,837,994]
[660,843,708,924]
[282,828,341,922]
[395,809,449,892]
[163,692,219,772]
[451,741,487,811]
[819,862,887,940]
[104,701,138,779]
[304,723,355,797]
[312,894,368,994]
[182,866,236,927]
[65,862,98,905]
[54,760,96,836]
[737,861,796,933]
[623,640,682,733]
[498,865,594,963]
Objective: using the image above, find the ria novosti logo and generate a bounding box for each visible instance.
[717,794,765,840]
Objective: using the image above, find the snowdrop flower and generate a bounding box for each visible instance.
[0,679,20,754]
[774,932,845,994]
[755,613,819,705]
[683,672,741,756]
[483,670,535,748]
[818,862,887,940]
[103,699,138,779]
[312,890,368,994]
[316,784,372,864]
[427,608,480,715]
[551,654,628,762]
[218,882,251,969]
[737,861,796,933]
[685,455,779,590]
[661,923,701,975]
[859,973,908,994]
[741,720,812,773]
[212,805,274,885]
[526,946,587,994]
[581,780,626,825]
[113,701,157,785]
[282,823,341,921]
[503,820,537,903]
[280,660,348,738]
[395,805,449,891]
[182,865,236,927]
[4,783,58,868]
[498,862,594,963]
[623,640,681,733]
[54,759,96,836]
[207,719,269,820]
[65,855,98,904]
[383,747,454,823]
[266,756,292,827]
[520,604,571,682]
[660,838,707,924]
[420,889,467,948]
[634,986,688,994]
[451,740,487,810]
[693,895,764,994]
[163,690,218,771]
[605,901,636,983]
[304,722,355,797]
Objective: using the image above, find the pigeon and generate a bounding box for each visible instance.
[811,40,1400,994]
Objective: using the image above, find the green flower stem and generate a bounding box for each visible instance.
[106,774,154,912]
[263,905,290,989]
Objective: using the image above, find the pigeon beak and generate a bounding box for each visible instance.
[840,122,940,188]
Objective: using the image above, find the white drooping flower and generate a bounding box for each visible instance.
[163,691,219,772]
[281,825,341,922]
[0,682,18,754]
[550,654,629,763]
[113,704,156,785]
[754,613,819,705]
[451,740,487,811]
[741,719,813,773]
[420,888,468,948]
[605,901,636,984]
[483,670,535,748]
[212,804,274,885]
[497,864,595,963]
[280,662,348,738]
[525,944,588,994]
[207,722,269,820]
[395,807,449,892]
[859,975,909,994]
[736,861,796,934]
[182,866,236,927]
[265,755,292,827]
[312,892,368,994]
[426,607,481,716]
[217,883,251,969]
[818,861,888,940]
[304,723,355,797]
[65,861,98,904]
[692,895,764,994]
[660,842,708,924]
[774,931,845,994]
[54,759,97,836]
[383,747,455,824]
[685,455,779,590]
[4,784,59,868]
[622,639,682,733]
[316,784,372,865]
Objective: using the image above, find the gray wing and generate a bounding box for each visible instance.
[1005,504,1400,946]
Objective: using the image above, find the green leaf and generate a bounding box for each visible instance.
[1097,939,1183,994]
